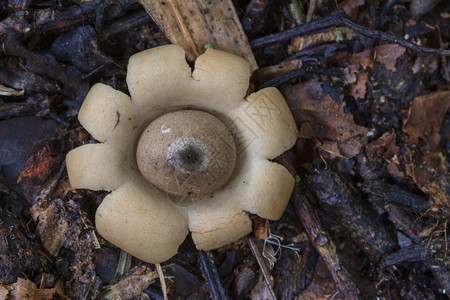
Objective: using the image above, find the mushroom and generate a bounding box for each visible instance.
[66,44,297,264]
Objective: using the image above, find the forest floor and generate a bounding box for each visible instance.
[0,0,449,299]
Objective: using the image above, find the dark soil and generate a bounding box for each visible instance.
[0,0,449,299]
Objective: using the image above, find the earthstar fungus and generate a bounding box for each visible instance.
[66,44,297,264]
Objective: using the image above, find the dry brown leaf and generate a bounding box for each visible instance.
[348,46,373,69]
[366,130,404,179]
[403,91,450,154]
[1,278,56,300]
[282,79,369,159]
[337,0,365,20]
[17,139,63,184]
[348,44,406,72]
[366,130,400,159]
[374,44,406,72]
[140,0,257,71]
[0,286,9,299]
[348,69,367,100]
[346,44,406,100]
[346,53,369,100]
[31,199,97,298]
[405,151,449,217]
[401,91,450,217]
[387,158,405,179]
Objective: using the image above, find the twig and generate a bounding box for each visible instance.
[291,184,365,300]
[437,27,449,83]
[30,0,139,34]
[0,27,88,101]
[155,263,168,300]
[445,220,448,259]
[250,9,450,56]
[101,10,152,42]
[305,165,396,262]
[248,238,277,300]
[378,0,396,28]
[380,236,450,268]
[286,42,347,61]
[198,250,227,300]
[32,1,97,34]
[258,65,343,89]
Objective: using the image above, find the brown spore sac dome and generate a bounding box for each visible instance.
[136,110,237,198]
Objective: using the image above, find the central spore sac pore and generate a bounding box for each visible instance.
[136,110,237,198]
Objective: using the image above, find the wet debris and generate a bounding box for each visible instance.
[0,206,40,285]
[305,164,397,262]
[282,78,369,160]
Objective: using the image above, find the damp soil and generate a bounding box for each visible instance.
[0,1,449,299]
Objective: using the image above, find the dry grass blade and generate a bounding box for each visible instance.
[155,263,168,300]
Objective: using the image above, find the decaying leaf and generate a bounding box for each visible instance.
[337,0,365,20]
[405,151,449,218]
[348,48,373,70]
[0,286,8,299]
[0,278,56,300]
[366,130,400,159]
[17,139,64,185]
[365,130,403,179]
[0,117,63,201]
[31,198,98,298]
[346,44,406,100]
[348,44,406,72]
[97,265,158,300]
[347,70,367,100]
[373,44,406,72]
[282,78,369,159]
[403,91,450,154]
[234,265,257,298]
[296,260,342,299]
[0,209,40,285]
[401,91,450,218]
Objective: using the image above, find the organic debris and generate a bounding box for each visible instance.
[0,278,57,300]
[0,0,449,299]
[282,79,369,159]
[0,207,39,284]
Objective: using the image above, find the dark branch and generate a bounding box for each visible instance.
[250,10,450,56]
